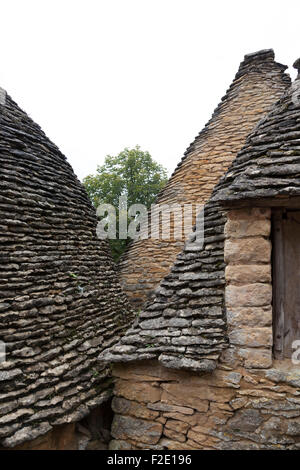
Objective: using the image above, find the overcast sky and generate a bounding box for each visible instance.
[1,0,299,180]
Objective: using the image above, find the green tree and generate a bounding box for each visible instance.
[83,146,168,260]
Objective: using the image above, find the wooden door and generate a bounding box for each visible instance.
[273,210,300,359]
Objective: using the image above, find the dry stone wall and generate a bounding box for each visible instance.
[110,359,300,450]
[119,50,290,307]
[108,208,300,450]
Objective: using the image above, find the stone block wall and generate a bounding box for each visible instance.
[109,360,300,450]
[224,207,273,370]
[109,207,300,450]
[118,50,290,307]
[0,92,133,449]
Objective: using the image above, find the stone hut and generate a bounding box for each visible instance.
[0,91,133,449]
[99,60,300,450]
[119,49,290,308]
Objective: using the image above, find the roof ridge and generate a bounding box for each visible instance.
[211,69,300,205]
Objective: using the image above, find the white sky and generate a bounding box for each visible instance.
[1,0,299,180]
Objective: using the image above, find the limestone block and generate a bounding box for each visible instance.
[112,362,182,382]
[226,409,264,433]
[112,397,159,420]
[287,418,300,436]
[224,217,270,239]
[224,238,271,265]
[162,412,205,427]
[237,348,273,369]
[163,427,186,443]
[226,306,272,327]
[226,208,270,222]
[165,419,189,434]
[230,397,249,410]
[187,369,242,388]
[229,327,272,348]
[187,428,219,447]
[226,283,272,307]
[225,265,271,285]
[114,379,162,403]
[161,383,235,407]
[147,402,194,415]
[111,415,163,445]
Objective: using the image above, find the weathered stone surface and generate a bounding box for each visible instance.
[163,427,186,443]
[162,412,206,427]
[230,397,248,410]
[109,439,132,450]
[161,383,235,407]
[0,369,22,382]
[187,427,220,448]
[112,361,181,382]
[224,217,270,239]
[225,265,271,285]
[226,409,264,433]
[226,208,271,222]
[114,379,162,403]
[224,238,271,265]
[159,437,197,450]
[264,368,300,388]
[238,348,272,369]
[229,327,272,348]
[227,306,272,327]
[112,397,159,420]
[2,422,52,448]
[188,369,242,388]
[111,415,163,445]
[159,354,216,372]
[287,418,300,436]
[226,284,272,307]
[165,419,189,434]
[147,402,194,415]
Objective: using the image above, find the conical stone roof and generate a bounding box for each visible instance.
[211,61,300,206]
[99,200,227,373]
[0,91,133,447]
[118,49,290,308]
[99,59,300,375]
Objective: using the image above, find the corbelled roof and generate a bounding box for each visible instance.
[0,92,133,447]
[211,61,300,205]
[99,54,300,374]
[99,201,228,372]
[117,48,290,308]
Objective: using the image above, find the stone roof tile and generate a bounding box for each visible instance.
[0,93,133,447]
[211,61,300,205]
[99,53,300,374]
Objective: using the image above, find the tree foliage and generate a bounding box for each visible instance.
[83,146,168,260]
